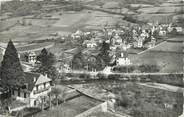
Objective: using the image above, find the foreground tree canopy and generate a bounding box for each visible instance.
[0,40,25,87]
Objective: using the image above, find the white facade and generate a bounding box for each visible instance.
[30,83,51,107]
[12,82,51,107]
[11,74,51,107]
[28,52,37,65]
[86,43,97,48]
[137,39,143,48]
[117,58,131,66]
[175,27,183,32]
[159,30,167,36]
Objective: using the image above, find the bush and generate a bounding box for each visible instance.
[113,65,160,73]
[112,66,136,73]
[116,95,130,108]
[79,74,90,79]
[132,109,143,117]
[138,65,160,73]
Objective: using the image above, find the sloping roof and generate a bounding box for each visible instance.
[22,72,51,92]
[23,72,40,92]
[35,74,51,85]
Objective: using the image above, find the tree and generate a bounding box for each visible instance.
[40,96,46,111]
[37,48,55,67]
[34,48,58,81]
[71,51,85,70]
[47,92,53,109]
[51,87,61,106]
[98,41,111,65]
[0,40,25,87]
[51,86,67,107]
[120,30,133,43]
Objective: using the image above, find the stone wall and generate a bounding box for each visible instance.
[75,102,108,117]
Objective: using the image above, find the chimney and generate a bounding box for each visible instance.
[33,77,36,82]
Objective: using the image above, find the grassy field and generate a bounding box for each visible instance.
[110,82,183,117]
[84,11,125,29]
[1,0,182,43]
[137,6,182,14]
[130,51,183,73]
[129,38,183,73]
[150,41,183,52]
[17,42,54,53]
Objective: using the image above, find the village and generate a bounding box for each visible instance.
[0,0,184,117]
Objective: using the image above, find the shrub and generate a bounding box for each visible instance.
[116,94,130,108]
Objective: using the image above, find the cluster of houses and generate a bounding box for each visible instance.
[70,22,183,66]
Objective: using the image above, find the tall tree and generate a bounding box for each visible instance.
[120,30,133,43]
[0,40,25,87]
[51,87,66,106]
[71,51,85,70]
[37,48,55,67]
[34,48,58,81]
[98,41,111,65]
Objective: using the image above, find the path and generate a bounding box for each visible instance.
[138,82,184,93]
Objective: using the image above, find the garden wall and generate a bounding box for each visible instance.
[75,102,108,117]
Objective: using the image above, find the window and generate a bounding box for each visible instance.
[44,83,46,89]
[18,90,20,97]
[24,93,27,98]
[34,101,37,106]
[36,85,39,91]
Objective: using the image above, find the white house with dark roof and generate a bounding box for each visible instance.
[11,72,52,107]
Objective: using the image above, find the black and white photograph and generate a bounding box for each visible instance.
[0,0,183,116]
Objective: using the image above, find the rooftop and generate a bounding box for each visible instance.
[13,72,52,92]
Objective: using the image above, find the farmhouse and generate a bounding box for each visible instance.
[11,72,52,107]
[116,51,131,66]
[28,52,37,65]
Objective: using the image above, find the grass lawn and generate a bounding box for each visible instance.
[130,51,183,73]
[150,41,183,52]
[111,82,183,117]
[129,40,183,73]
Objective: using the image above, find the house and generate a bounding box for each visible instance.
[116,51,131,66]
[112,34,122,45]
[71,30,83,39]
[11,72,52,107]
[159,30,167,36]
[58,63,71,73]
[28,52,37,65]
[167,26,173,32]
[0,87,9,100]
[175,27,183,32]
[86,42,97,48]
[83,40,97,48]
[137,38,143,48]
